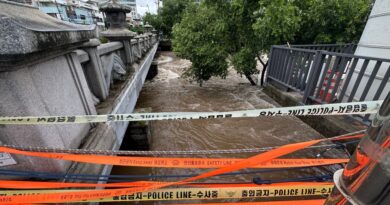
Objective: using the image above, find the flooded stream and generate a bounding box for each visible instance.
[110,51,347,204]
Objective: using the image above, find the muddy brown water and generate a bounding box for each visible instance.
[108,52,347,204]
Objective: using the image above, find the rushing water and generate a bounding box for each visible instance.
[110,51,347,204]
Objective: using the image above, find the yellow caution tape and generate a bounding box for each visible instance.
[0,184,334,203]
[0,101,382,125]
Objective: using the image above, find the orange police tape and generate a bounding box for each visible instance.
[0,133,364,170]
[0,180,330,189]
[12,201,327,205]
[0,146,348,169]
[169,199,326,205]
[331,133,364,141]
[0,138,322,204]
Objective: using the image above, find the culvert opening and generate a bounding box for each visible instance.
[119,121,152,151]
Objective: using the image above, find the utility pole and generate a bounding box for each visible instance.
[325,92,390,205]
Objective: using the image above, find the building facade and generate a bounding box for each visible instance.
[346,0,390,101]
[30,0,104,27]
[119,0,137,22]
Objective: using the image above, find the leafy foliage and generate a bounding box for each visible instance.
[143,12,162,32]
[172,0,372,85]
[173,3,229,85]
[231,47,257,77]
[150,0,192,38]
[128,25,144,34]
[253,0,301,52]
[294,0,372,44]
[229,0,262,84]
[173,0,267,85]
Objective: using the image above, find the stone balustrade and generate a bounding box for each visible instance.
[0,0,159,177]
[76,33,158,102]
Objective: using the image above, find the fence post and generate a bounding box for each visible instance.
[263,46,274,86]
[345,43,356,54]
[302,50,324,104]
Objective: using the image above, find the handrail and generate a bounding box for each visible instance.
[266,45,390,124]
[285,43,357,54]
[272,45,317,53]
[98,42,124,56]
[321,50,390,63]
[289,43,355,47]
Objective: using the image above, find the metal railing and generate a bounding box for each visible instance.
[267,46,317,92]
[267,45,390,122]
[288,43,357,54]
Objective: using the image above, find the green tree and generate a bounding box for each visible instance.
[294,0,372,44]
[229,0,264,85]
[143,12,162,32]
[173,3,230,86]
[128,25,144,34]
[253,0,301,51]
[172,0,372,86]
[173,0,298,85]
[156,0,192,38]
[252,0,301,85]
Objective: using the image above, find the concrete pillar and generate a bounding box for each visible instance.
[152,29,158,44]
[134,36,142,61]
[144,23,152,49]
[99,0,136,70]
[81,39,109,100]
[141,35,147,54]
[145,35,150,49]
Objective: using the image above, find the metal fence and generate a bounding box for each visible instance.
[267,45,390,122]
[267,46,317,92]
[288,43,357,54]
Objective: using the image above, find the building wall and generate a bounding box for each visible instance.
[74,7,93,24]
[119,0,137,21]
[120,0,136,6]
[346,0,390,101]
[33,0,102,25]
[355,0,390,58]
[36,2,70,21]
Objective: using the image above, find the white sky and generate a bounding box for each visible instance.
[137,0,158,16]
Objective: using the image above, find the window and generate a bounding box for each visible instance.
[47,13,57,18]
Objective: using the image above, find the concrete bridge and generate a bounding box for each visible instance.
[0,0,158,177]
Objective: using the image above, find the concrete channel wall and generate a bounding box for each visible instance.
[0,0,158,177]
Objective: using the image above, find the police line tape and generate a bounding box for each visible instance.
[0,139,324,203]
[0,180,331,189]
[0,183,334,203]
[0,101,382,125]
[169,199,327,205]
[0,146,348,168]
